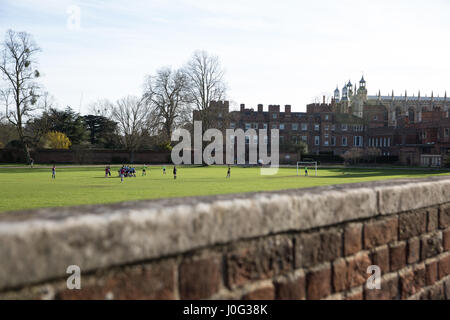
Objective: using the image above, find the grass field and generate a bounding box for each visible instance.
[1,165,449,213]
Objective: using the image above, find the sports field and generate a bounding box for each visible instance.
[0,165,449,213]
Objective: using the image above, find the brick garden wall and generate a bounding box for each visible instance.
[0,177,449,300]
[0,149,171,164]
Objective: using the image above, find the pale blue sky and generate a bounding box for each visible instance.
[1,0,450,113]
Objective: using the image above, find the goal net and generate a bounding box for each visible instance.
[296,161,318,176]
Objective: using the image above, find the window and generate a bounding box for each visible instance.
[301,135,307,142]
[353,136,363,147]
[445,128,450,137]
[387,137,391,146]
[374,115,378,120]
[384,138,387,147]
[324,140,329,146]
[230,122,236,129]
[253,123,259,129]
[314,136,320,145]
[342,124,347,131]
[245,123,251,130]
[342,136,348,146]
[301,123,308,131]
[324,134,329,138]
[263,123,268,129]
[331,125,335,131]
[218,112,223,118]
[331,136,336,146]
[272,113,277,119]
[279,123,285,130]
[245,136,250,144]
[325,115,329,120]
[314,124,320,131]
[292,136,298,144]
[272,124,278,129]
[325,125,329,131]
[292,123,298,131]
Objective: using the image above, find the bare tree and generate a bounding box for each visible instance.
[0,30,41,162]
[143,67,191,143]
[88,98,114,118]
[185,50,226,131]
[111,95,150,157]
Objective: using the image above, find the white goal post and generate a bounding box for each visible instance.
[296,161,318,176]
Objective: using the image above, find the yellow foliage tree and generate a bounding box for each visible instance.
[46,131,72,149]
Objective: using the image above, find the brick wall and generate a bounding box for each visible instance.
[0,149,171,164]
[0,177,450,300]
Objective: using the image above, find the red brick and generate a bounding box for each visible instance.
[443,228,450,251]
[439,203,450,229]
[364,217,398,249]
[242,285,275,300]
[427,208,439,232]
[274,274,305,300]
[421,233,443,259]
[390,242,407,272]
[295,229,342,268]
[399,210,427,240]
[226,236,293,288]
[346,252,371,288]
[425,260,438,286]
[438,254,450,279]
[364,273,399,300]
[344,223,362,256]
[444,278,450,299]
[179,257,221,299]
[332,258,347,292]
[56,261,176,300]
[407,237,420,264]
[400,268,424,299]
[306,265,331,300]
[371,245,389,274]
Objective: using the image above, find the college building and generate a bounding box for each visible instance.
[193,77,450,166]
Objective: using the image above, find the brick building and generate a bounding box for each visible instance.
[193,77,450,166]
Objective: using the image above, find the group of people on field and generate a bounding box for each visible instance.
[47,164,233,181]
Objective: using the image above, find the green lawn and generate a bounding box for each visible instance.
[1,165,449,213]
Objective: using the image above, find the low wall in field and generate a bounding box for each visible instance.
[0,148,171,164]
[0,176,450,300]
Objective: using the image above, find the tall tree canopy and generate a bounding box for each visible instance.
[0,30,41,162]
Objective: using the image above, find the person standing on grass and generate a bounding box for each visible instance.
[120,166,125,183]
[163,166,166,175]
[142,164,147,176]
[105,166,109,178]
[173,165,177,180]
[30,158,34,169]
[226,165,231,178]
[305,166,308,176]
[52,165,56,179]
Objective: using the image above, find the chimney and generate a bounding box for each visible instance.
[258,104,263,112]
[240,104,245,112]
[285,105,291,113]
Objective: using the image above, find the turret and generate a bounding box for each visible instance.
[334,86,340,102]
